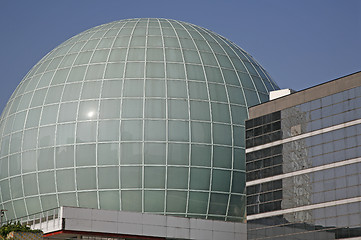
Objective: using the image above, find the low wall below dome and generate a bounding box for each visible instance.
[17,206,246,239]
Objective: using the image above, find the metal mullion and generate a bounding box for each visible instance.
[234,50,266,96]
[216,35,261,103]
[32,60,53,86]
[157,18,168,215]
[194,28,239,220]
[204,30,251,109]
[0,182,3,219]
[17,122,30,218]
[6,71,32,104]
[102,21,128,211]
[174,20,214,219]
[6,159,17,219]
[239,50,273,93]
[8,92,26,115]
[73,29,100,208]
[165,19,191,216]
[230,43,276,92]
[51,29,98,209]
[1,99,14,121]
[141,18,150,213]
[93,22,120,209]
[118,19,141,211]
[13,68,45,217]
[30,96,45,216]
[43,29,86,213]
[15,65,40,97]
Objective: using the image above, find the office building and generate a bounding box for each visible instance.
[246,72,361,239]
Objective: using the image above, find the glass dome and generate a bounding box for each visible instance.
[0,18,278,222]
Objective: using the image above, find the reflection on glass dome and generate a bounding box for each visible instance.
[0,18,278,222]
[87,111,96,118]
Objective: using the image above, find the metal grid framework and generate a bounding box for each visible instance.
[0,18,278,222]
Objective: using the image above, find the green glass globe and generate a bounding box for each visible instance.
[0,18,278,222]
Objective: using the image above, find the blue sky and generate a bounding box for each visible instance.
[0,0,360,113]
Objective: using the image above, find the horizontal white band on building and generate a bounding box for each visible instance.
[246,118,361,153]
[247,156,361,187]
[247,196,361,221]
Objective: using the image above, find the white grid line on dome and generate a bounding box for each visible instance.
[73,24,109,210]
[166,19,193,217]
[2,189,245,202]
[16,57,59,218]
[171,19,216,219]
[0,113,245,143]
[232,43,277,93]
[202,27,273,94]
[58,24,103,211]
[119,18,140,212]
[92,20,122,210]
[185,21,238,221]
[0,139,245,159]
[1,87,252,137]
[189,22,246,219]
[215,36,260,106]
[106,19,128,213]
[0,162,246,179]
[141,18,148,213]
[224,40,268,100]
[8,53,267,96]
[48,30,84,213]
[231,42,278,92]
[38,70,69,216]
[158,18,169,215]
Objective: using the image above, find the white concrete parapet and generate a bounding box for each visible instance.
[13,207,246,239]
[61,206,246,240]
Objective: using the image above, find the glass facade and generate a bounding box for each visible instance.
[0,18,278,222]
[246,86,361,239]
